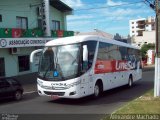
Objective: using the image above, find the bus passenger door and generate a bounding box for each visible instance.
[80,41,97,96]
[80,67,94,96]
[80,45,93,96]
[80,72,90,97]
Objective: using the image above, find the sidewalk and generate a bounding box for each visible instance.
[13,72,37,93]
[143,64,155,72]
[23,84,37,93]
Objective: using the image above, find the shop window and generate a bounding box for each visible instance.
[18,55,30,72]
[52,20,60,30]
[16,16,28,29]
[0,58,5,77]
[37,19,42,29]
[0,15,2,22]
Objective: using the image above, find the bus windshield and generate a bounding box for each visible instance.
[38,43,80,81]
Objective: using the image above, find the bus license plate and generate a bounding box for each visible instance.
[51,95,59,100]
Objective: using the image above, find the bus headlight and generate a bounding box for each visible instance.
[37,80,43,87]
[66,81,81,89]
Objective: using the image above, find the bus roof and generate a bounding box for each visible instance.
[45,35,139,49]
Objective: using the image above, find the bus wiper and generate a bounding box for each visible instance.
[55,63,65,80]
[43,61,54,78]
[43,54,55,78]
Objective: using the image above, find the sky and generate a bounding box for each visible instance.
[60,0,155,37]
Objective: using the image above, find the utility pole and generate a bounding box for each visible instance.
[154,0,160,97]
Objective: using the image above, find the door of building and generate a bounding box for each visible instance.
[0,58,5,77]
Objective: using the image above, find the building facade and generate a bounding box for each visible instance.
[129,16,155,37]
[129,16,155,47]
[130,18,146,37]
[0,0,73,78]
[132,31,155,47]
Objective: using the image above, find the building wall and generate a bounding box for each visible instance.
[132,31,155,47]
[0,0,67,30]
[130,17,155,48]
[49,6,66,30]
[129,17,155,37]
[129,18,146,37]
[145,25,152,31]
[0,0,72,78]
[147,49,155,65]
[0,49,17,77]
[0,47,36,77]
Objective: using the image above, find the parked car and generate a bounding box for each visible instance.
[0,77,23,101]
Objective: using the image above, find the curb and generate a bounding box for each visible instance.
[24,91,37,94]
[142,67,155,72]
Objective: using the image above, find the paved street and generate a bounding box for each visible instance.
[0,70,154,120]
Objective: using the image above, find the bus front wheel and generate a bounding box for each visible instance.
[128,76,133,87]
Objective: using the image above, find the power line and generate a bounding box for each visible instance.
[144,0,156,10]
[74,1,144,11]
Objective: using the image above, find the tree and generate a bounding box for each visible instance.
[114,33,121,40]
[140,43,155,60]
[127,34,131,44]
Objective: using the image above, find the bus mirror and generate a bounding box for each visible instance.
[83,45,88,61]
[30,49,42,63]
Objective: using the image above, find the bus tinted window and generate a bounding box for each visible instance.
[97,42,122,60]
[119,47,128,60]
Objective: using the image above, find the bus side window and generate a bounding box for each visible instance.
[81,41,97,73]
[119,47,128,60]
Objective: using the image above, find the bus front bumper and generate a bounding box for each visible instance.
[37,84,82,99]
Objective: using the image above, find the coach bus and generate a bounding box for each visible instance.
[30,35,142,99]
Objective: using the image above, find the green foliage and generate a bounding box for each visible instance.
[114,33,122,40]
[103,89,160,116]
[140,43,155,59]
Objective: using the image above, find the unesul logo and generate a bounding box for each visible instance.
[0,39,7,47]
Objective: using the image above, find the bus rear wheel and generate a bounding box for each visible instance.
[94,84,100,97]
[93,81,103,98]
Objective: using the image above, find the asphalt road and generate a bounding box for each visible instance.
[0,70,154,120]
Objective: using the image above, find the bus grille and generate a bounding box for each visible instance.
[44,91,65,96]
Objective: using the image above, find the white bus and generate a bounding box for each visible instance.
[30,35,142,99]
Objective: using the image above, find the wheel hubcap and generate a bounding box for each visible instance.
[94,85,99,97]
[129,79,132,86]
[15,92,21,100]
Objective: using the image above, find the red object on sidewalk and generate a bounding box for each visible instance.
[12,28,22,38]
[142,59,147,67]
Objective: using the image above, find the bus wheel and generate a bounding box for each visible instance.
[128,76,133,87]
[94,84,100,98]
